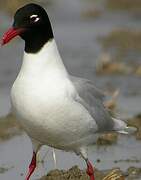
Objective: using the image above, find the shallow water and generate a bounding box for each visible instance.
[0,134,141,180]
[0,0,141,179]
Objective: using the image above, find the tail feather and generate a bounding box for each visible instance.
[112,118,137,135]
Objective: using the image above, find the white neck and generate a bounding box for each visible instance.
[20,39,68,78]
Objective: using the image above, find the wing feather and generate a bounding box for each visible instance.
[70,76,114,131]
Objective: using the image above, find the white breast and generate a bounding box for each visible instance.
[11,39,96,150]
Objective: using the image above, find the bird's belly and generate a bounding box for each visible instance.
[11,86,96,149]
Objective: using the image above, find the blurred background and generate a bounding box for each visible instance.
[0,0,141,179]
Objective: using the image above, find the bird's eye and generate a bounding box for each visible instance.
[30,15,40,23]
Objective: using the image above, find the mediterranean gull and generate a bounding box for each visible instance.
[1,3,135,180]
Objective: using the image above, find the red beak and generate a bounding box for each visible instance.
[1,27,25,46]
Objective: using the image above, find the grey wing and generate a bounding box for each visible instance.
[70,76,114,132]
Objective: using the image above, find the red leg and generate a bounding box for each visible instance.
[86,160,95,180]
[25,152,36,180]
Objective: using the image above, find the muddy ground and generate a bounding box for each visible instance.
[41,165,141,180]
[0,114,141,179]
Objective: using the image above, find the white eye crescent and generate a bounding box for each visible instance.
[30,14,40,23]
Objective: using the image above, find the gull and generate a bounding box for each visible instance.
[1,3,135,180]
